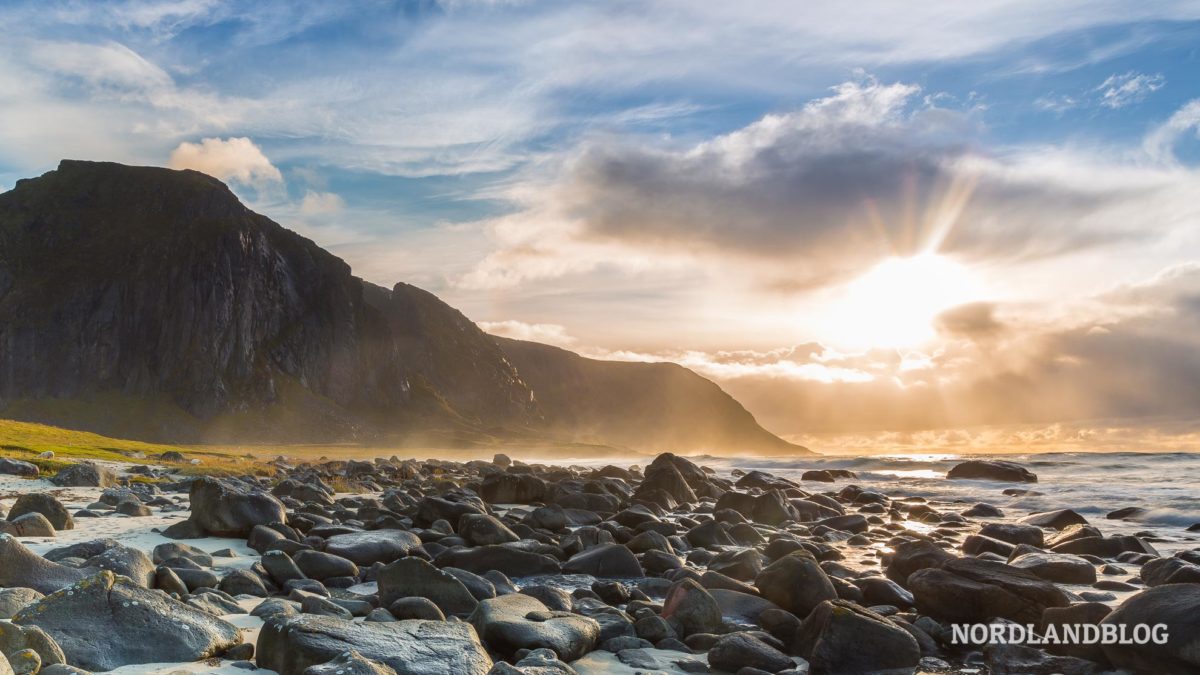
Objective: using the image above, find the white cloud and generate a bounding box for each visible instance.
[299,190,345,215]
[168,137,283,188]
[1144,98,1200,162]
[478,320,577,347]
[1095,71,1165,109]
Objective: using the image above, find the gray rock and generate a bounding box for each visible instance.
[795,600,920,675]
[324,530,422,566]
[0,535,88,594]
[1102,584,1200,674]
[187,476,287,537]
[0,589,44,620]
[660,580,722,637]
[1009,552,1097,584]
[435,545,561,577]
[303,650,397,675]
[0,460,37,478]
[755,551,837,618]
[562,544,643,578]
[257,614,492,675]
[10,513,55,537]
[379,557,479,616]
[707,632,793,674]
[51,463,116,488]
[294,551,360,580]
[469,593,600,662]
[908,557,1070,623]
[12,571,242,671]
[458,513,520,546]
[947,460,1037,483]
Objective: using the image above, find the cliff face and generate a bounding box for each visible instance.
[0,160,802,454]
[494,338,809,455]
[0,161,533,441]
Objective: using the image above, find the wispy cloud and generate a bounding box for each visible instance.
[1095,71,1165,109]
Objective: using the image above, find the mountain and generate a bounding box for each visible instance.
[0,160,806,455]
[495,337,804,455]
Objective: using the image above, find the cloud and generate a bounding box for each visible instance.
[1144,98,1200,162]
[478,320,577,347]
[1095,71,1165,109]
[299,190,345,215]
[462,78,1191,292]
[167,137,283,189]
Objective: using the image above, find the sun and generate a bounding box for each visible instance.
[824,253,982,349]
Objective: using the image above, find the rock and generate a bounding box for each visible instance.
[707,632,793,674]
[459,513,520,546]
[794,600,920,675]
[468,593,600,662]
[884,539,954,586]
[85,542,156,587]
[388,597,445,621]
[1141,557,1200,586]
[303,650,397,675]
[10,513,55,537]
[0,589,44,620]
[908,557,1070,623]
[294,551,360,580]
[1101,584,1200,674]
[979,523,1045,547]
[435,545,561,577]
[12,571,241,671]
[324,530,422,566]
[563,544,644,578]
[379,557,479,616]
[479,473,547,504]
[755,551,837,618]
[660,580,722,637]
[51,463,116,488]
[10,494,75,531]
[985,643,1101,675]
[947,460,1037,483]
[152,542,213,566]
[0,535,88,593]
[188,477,287,537]
[1018,509,1089,530]
[1051,535,1158,558]
[0,459,38,478]
[1009,552,1097,584]
[708,589,780,623]
[258,614,492,675]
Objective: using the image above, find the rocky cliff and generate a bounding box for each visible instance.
[0,160,803,454]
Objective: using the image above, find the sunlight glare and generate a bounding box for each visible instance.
[826,254,982,348]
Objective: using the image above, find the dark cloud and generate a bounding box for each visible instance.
[549,81,1160,287]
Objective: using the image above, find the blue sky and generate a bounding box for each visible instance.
[4,1,1200,446]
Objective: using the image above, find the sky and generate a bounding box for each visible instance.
[3,0,1200,452]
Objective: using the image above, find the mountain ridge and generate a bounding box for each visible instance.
[0,159,808,455]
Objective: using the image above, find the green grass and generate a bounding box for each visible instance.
[0,419,272,478]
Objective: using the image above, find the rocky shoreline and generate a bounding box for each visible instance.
[0,453,1197,675]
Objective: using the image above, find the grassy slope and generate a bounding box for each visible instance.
[0,419,270,476]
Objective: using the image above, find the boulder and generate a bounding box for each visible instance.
[468,593,600,661]
[324,530,422,566]
[0,589,44,620]
[0,460,38,478]
[378,557,479,616]
[435,545,561,577]
[908,557,1070,623]
[1009,552,1097,584]
[755,551,837,618]
[12,571,241,671]
[7,495,73,531]
[794,600,921,675]
[257,614,492,675]
[660,580,722,637]
[479,474,547,504]
[0,535,88,593]
[1018,509,1089,530]
[293,551,360,580]
[885,539,954,586]
[1101,584,1200,674]
[947,460,1037,483]
[707,632,793,674]
[458,513,520,546]
[188,477,287,537]
[302,650,397,675]
[50,463,116,488]
[562,544,643,578]
[985,644,1103,675]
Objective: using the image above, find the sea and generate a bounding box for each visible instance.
[561,451,1200,557]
